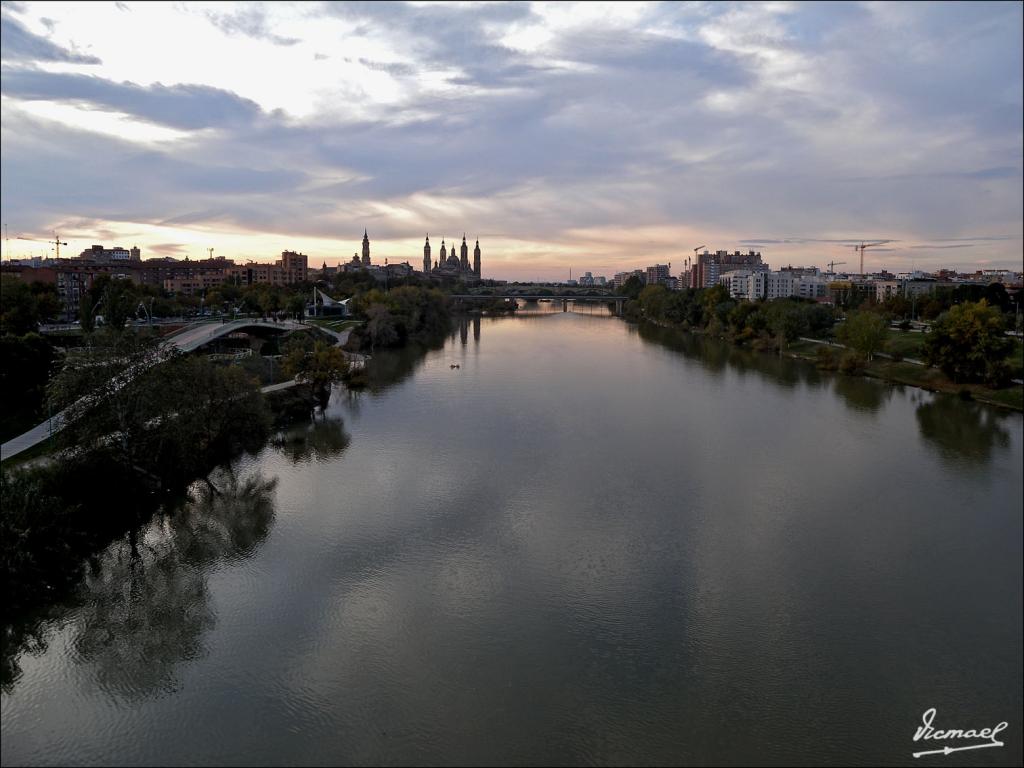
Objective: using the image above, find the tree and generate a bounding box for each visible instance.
[923,299,1013,385]
[765,299,810,351]
[1,280,53,335]
[287,294,306,322]
[49,330,271,481]
[365,304,398,351]
[620,275,644,300]
[282,339,348,409]
[836,310,889,361]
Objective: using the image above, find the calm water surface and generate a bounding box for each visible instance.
[3,311,1022,766]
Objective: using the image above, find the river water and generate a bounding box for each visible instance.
[2,310,1022,766]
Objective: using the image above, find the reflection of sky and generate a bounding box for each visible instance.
[2,2,1022,277]
[2,315,1022,765]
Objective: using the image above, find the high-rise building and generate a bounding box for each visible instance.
[646,264,672,286]
[688,249,764,288]
[280,250,308,283]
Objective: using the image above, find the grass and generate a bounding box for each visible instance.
[787,333,1023,412]
[884,329,928,361]
[308,317,361,333]
[860,359,1022,411]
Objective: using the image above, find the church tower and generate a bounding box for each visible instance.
[423,234,431,274]
[460,234,469,271]
[439,239,447,263]
[361,229,370,266]
[473,239,481,277]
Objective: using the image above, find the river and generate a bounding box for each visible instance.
[2,309,1022,766]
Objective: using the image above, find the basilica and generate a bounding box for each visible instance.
[423,234,481,280]
[342,231,481,281]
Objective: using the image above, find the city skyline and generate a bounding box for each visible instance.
[2,1,1022,281]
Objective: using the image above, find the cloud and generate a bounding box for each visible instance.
[202,5,299,46]
[0,69,264,129]
[0,9,101,63]
[0,1,1021,278]
[146,242,189,257]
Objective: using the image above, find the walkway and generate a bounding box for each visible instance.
[2,319,320,463]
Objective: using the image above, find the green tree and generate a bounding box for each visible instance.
[836,310,889,360]
[365,304,398,351]
[287,294,306,322]
[1,281,45,335]
[49,330,271,480]
[620,275,644,301]
[283,340,348,409]
[765,299,810,351]
[923,299,1013,385]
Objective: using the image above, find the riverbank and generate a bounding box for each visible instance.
[637,318,1023,412]
[783,338,1023,411]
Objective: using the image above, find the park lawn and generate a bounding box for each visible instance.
[885,329,927,360]
[864,358,1023,411]
[309,317,361,332]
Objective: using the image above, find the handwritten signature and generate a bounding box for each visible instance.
[912,707,1008,758]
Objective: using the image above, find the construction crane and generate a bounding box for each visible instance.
[826,260,847,274]
[17,231,68,260]
[852,241,888,276]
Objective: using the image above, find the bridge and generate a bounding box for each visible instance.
[450,295,628,314]
[1,318,342,463]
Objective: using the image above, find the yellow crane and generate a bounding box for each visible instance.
[17,231,68,260]
[827,260,847,273]
[853,241,888,275]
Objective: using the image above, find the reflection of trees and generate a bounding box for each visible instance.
[362,328,447,392]
[916,395,1012,466]
[636,321,821,390]
[67,469,277,700]
[2,607,71,693]
[833,375,891,413]
[273,417,351,464]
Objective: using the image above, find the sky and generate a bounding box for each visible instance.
[1,0,1021,281]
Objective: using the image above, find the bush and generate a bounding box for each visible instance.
[839,351,866,374]
[815,346,838,371]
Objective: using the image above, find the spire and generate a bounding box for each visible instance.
[463,233,466,242]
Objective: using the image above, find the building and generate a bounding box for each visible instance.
[720,270,829,301]
[646,264,672,287]
[688,249,765,288]
[426,234,481,281]
[76,244,141,261]
[280,250,308,283]
[163,272,226,296]
[224,251,308,287]
[612,269,646,289]
[874,278,940,303]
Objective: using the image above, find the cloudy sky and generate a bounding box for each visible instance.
[1,1,1021,280]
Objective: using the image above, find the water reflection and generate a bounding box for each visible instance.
[635,321,823,390]
[916,394,1013,465]
[68,469,277,700]
[273,417,351,464]
[833,375,892,413]
[362,329,448,393]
